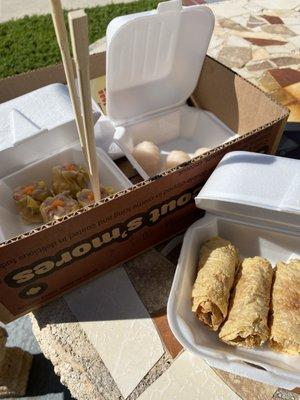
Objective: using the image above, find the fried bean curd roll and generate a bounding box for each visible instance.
[192,237,239,331]
[52,163,89,197]
[40,193,79,223]
[13,181,52,224]
[269,259,300,355]
[219,257,273,348]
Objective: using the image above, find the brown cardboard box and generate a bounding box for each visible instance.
[0,52,288,323]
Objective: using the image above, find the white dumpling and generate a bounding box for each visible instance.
[193,147,211,157]
[165,150,190,170]
[132,141,160,176]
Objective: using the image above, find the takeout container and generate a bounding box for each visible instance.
[0,0,288,323]
[0,144,131,242]
[104,0,238,178]
[167,151,300,389]
[0,83,101,178]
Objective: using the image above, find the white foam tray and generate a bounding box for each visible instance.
[167,214,300,389]
[0,143,132,242]
[0,83,101,179]
[114,104,238,179]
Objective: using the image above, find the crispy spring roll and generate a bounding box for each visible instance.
[269,259,300,355]
[192,237,239,331]
[219,257,273,348]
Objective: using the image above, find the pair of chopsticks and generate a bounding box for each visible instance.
[50,0,101,202]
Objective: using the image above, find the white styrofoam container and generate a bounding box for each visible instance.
[0,83,101,178]
[96,0,238,176]
[167,151,300,389]
[0,144,132,242]
[114,106,238,179]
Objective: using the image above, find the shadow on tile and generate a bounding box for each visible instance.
[25,353,73,399]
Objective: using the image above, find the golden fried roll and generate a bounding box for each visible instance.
[269,259,300,355]
[219,257,273,348]
[192,237,239,331]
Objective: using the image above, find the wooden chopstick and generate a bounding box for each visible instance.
[49,0,92,175]
[68,10,101,202]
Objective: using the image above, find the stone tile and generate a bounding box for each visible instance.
[209,36,225,50]
[245,2,263,13]
[272,56,300,67]
[273,388,300,400]
[226,35,252,47]
[262,9,295,17]
[282,16,300,26]
[288,25,300,35]
[151,311,183,359]
[241,30,287,40]
[257,70,281,92]
[217,46,252,68]
[208,0,249,18]
[269,67,300,86]
[287,101,300,122]
[253,0,300,10]
[65,267,165,399]
[247,15,267,28]
[284,81,300,99]
[252,47,270,60]
[246,60,275,71]
[261,24,296,37]
[267,43,297,54]
[124,249,176,315]
[214,368,277,400]
[261,15,284,24]
[138,351,240,400]
[218,17,249,32]
[244,37,288,46]
[270,87,297,105]
[289,35,300,48]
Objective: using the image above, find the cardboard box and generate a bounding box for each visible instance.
[0,47,288,322]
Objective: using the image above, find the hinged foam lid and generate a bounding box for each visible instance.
[195,151,300,228]
[106,0,214,126]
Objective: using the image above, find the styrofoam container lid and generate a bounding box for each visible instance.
[195,151,300,228]
[106,0,214,126]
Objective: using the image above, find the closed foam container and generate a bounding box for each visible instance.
[97,0,238,178]
[167,151,300,389]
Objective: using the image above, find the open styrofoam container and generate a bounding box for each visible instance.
[0,83,101,179]
[167,151,300,389]
[99,0,238,178]
[0,143,132,242]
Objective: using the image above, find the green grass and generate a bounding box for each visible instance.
[0,0,160,79]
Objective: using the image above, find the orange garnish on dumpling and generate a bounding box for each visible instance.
[23,185,35,195]
[87,192,94,202]
[51,199,65,208]
[65,164,77,171]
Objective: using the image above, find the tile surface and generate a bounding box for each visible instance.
[65,267,165,399]
[138,351,241,400]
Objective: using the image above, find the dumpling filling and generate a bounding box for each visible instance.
[52,163,89,197]
[40,193,79,223]
[13,181,52,224]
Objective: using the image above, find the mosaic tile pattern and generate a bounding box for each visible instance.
[194,0,300,122]
[32,245,300,400]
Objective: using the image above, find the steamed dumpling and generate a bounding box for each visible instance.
[132,141,160,176]
[165,150,190,170]
[193,147,210,157]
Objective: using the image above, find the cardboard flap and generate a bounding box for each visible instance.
[195,151,300,227]
[106,0,214,125]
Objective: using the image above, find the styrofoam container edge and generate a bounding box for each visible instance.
[167,215,300,389]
